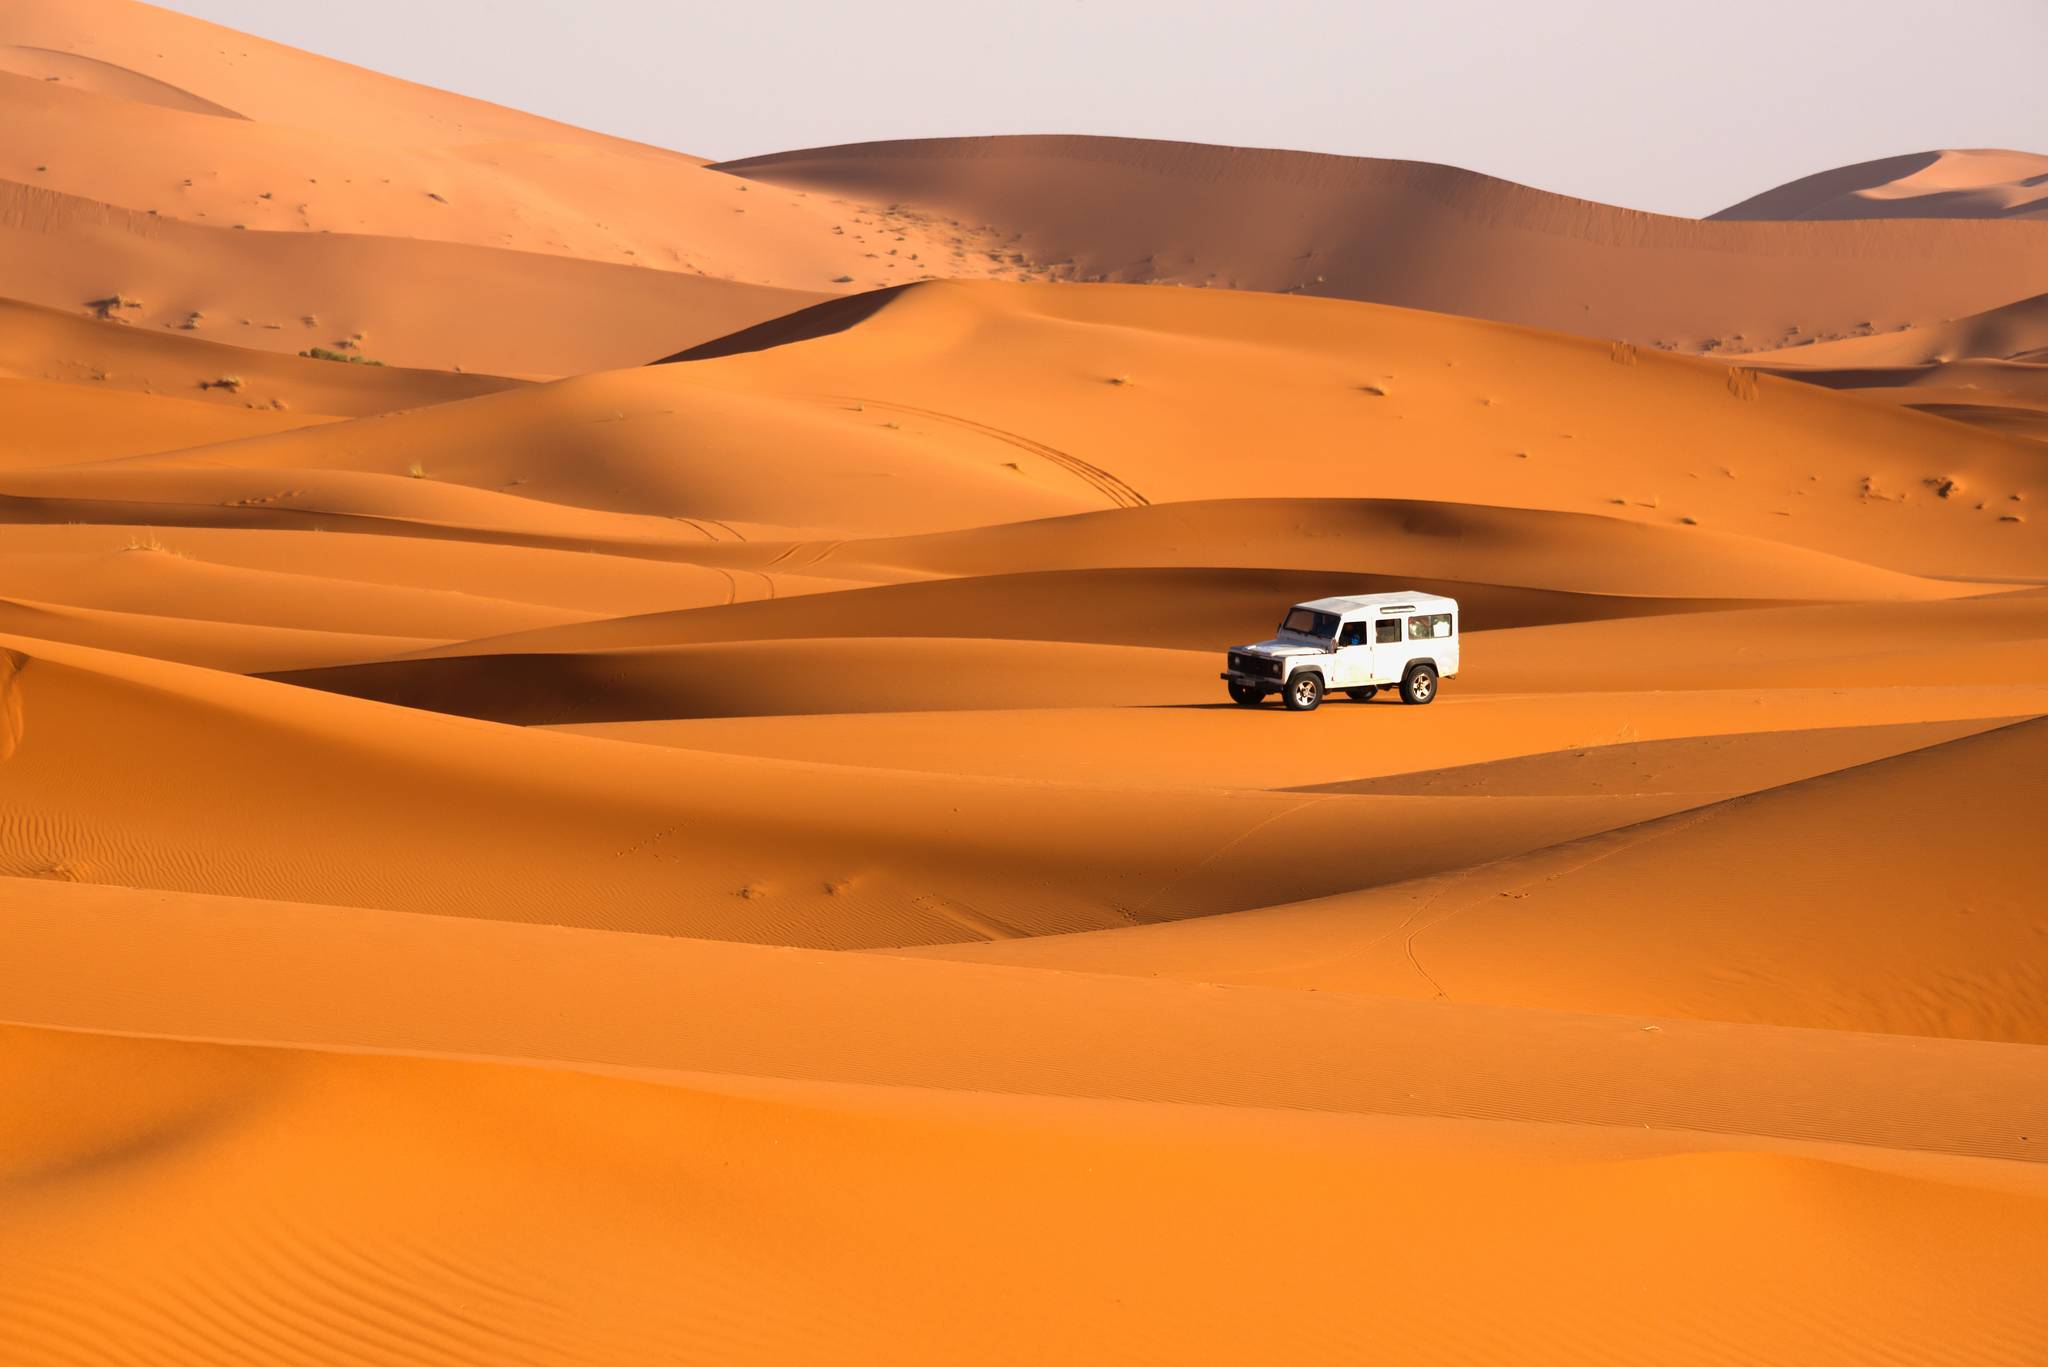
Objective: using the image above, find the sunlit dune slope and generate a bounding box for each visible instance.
[717,136,2048,351]
[0,520,775,672]
[1746,292,2048,372]
[0,294,524,415]
[9,879,2042,1158]
[912,718,2048,1043]
[0,0,1049,349]
[0,181,832,375]
[1,0,675,152]
[1,634,1702,944]
[560,688,2046,791]
[3,1016,2043,1367]
[0,71,992,293]
[1744,292,2048,442]
[656,282,2044,576]
[288,573,2037,726]
[1712,149,2048,222]
[15,280,2032,577]
[0,595,437,673]
[1463,593,2048,693]
[0,374,316,467]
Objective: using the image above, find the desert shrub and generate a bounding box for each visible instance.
[301,346,386,366]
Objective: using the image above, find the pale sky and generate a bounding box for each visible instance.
[154,0,2046,218]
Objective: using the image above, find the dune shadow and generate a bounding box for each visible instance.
[651,285,912,365]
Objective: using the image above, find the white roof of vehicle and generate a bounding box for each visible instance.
[1294,591,1458,618]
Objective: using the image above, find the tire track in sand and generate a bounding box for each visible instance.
[830,396,1148,509]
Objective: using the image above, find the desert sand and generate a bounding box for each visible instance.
[1712,149,2048,222]
[1,4,2044,1364]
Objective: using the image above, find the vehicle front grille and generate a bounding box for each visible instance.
[1229,652,1282,678]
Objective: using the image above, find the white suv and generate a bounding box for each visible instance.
[1221,592,1459,711]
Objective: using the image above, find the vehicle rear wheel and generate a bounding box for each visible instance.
[1227,682,1265,706]
[1283,673,1324,712]
[1400,665,1437,705]
[1344,686,1378,701]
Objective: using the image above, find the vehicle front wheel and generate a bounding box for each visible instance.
[1344,687,1378,702]
[1283,673,1324,712]
[1227,682,1265,706]
[1400,665,1438,705]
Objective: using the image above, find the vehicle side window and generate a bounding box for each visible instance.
[1338,622,1369,647]
[1374,619,1402,644]
[1408,613,1452,640]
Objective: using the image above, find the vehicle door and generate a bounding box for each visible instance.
[1372,616,1404,683]
[1332,619,1372,687]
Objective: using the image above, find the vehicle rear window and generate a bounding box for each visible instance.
[1408,613,1453,640]
[1374,619,1402,644]
[1282,608,1338,640]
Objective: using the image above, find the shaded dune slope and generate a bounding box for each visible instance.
[717,135,2048,351]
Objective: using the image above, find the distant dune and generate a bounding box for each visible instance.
[2,5,2044,1364]
[1712,149,2048,222]
[717,134,2048,352]
[0,0,1046,374]
[0,178,831,374]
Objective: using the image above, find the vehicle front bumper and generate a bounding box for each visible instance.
[1220,665,1287,686]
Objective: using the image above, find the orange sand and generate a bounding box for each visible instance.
[1,5,2044,1364]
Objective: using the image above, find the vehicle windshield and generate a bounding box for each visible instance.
[1279,608,1337,641]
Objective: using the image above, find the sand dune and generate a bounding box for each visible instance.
[0,295,524,415]
[5,871,2046,1362]
[6,632,1707,945]
[1,11,2044,1361]
[41,281,2025,575]
[1742,292,2048,441]
[0,0,1059,374]
[2,0,679,151]
[0,372,317,466]
[280,581,2046,724]
[0,593,440,671]
[4,1016,2042,1367]
[1713,149,2048,222]
[0,180,832,375]
[915,718,2048,1043]
[0,70,1006,292]
[658,283,2047,574]
[717,135,2048,351]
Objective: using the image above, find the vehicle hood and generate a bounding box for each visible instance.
[1233,638,1331,658]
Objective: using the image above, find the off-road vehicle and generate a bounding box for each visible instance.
[1221,592,1459,711]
